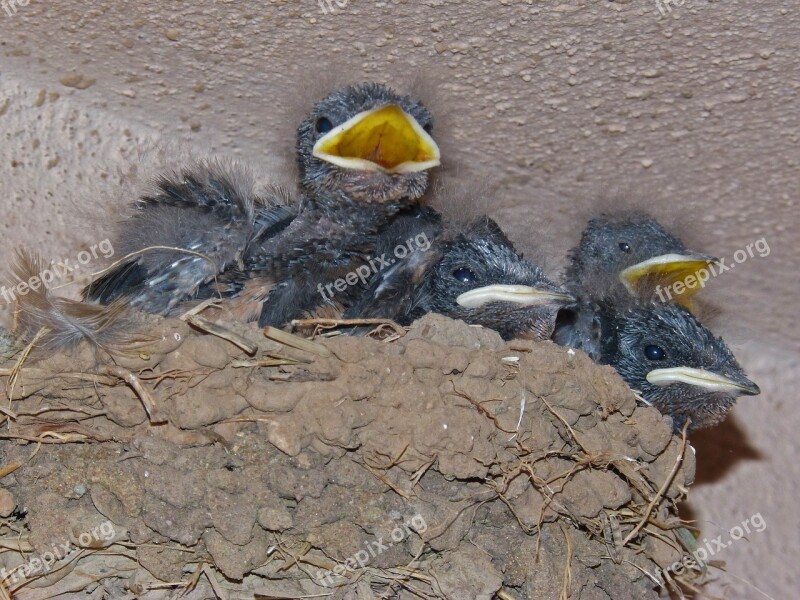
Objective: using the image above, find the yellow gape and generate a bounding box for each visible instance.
[313,104,441,174]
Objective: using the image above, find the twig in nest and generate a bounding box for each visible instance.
[361,462,412,499]
[377,546,428,600]
[559,524,573,600]
[185,314,257,355]
[219,416,272,424]
[229,357,302,368]
[622,420,689,547]
[4,327,47,408]
[263,326,331,358]
[179,298,222,320]
[101,366,166,424]
[200,564,229,600]
[409,455,437,488]
[0,462,21,479]
[292,317,407,340]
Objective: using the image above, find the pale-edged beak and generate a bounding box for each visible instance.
[646,367,760,395]
[456,284,574,310]
[619,253,718,306]
[312,104,441,174]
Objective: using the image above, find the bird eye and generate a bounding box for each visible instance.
[452,267,476,284]
[644,344,666,361]
[618,242,631,253]
[315,117,334,135]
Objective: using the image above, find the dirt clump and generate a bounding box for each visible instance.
[0,314,700,599]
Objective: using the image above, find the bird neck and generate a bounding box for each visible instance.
[306,189,408,229]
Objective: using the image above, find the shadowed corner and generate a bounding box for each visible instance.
[678,412,764,530]
[689,413,763,486]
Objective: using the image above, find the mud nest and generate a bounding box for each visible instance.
[0,314,702,599]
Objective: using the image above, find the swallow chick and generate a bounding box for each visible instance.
[245,82,442,326]
[345,207,573,341]
[296,81,440,205]
[559,297,760,431]
[85,84,441,328]
[564,212,717,307]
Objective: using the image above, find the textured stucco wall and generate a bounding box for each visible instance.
[0,1,797,598]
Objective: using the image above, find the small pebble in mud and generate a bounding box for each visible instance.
[73,483,87,497]
[0,489,17,517]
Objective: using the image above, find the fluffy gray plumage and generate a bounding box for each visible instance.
[84,83,440,328]
[12,250,137,354]
[556,297,759,431]
[83,159,292,315]
[346,206,572,341]
[564,211,707,301]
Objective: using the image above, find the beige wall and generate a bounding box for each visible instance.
[1,1,797,597]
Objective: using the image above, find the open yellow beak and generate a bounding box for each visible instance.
[456,285,573,309]
[619,253,717,308]
[646,367,760,395]
[312,104,441,174]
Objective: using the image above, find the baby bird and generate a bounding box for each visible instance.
[296,82,440,206]
[555,211,717,360]
[564,212,717,306]
[345,206,573,341]
[554,212,758,430]
[247,82,441,326]
[567,298,760,431]
[84,83,441,327]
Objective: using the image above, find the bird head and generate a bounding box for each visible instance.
[607,302,760,431]
[566,213,716,308]
[421,218,573,340]
[296,83,440,205]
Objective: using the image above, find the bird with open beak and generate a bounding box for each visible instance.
[83,83,441,325]
[564,212,717,309]
[245,82,442,327]
[344,206,573,341]
[575,298,760,431]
